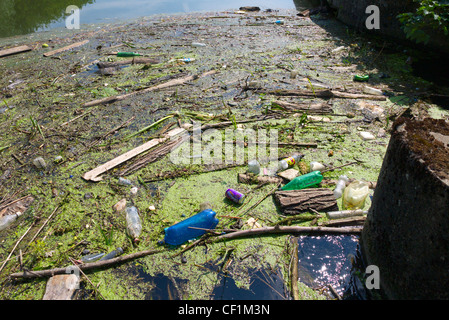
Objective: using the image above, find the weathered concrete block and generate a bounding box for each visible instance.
[361,117,449,299]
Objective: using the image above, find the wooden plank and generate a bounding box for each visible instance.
[42,274,80,300]
[43,40,89,57]
[82,126,187,182]
[0,45,32,58]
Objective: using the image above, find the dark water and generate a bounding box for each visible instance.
[138,235,371,300]
[0,0,321,38]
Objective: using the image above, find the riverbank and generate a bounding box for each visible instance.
[0,8,448,300]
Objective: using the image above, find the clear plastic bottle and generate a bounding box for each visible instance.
[81,252,105,263]
[99,247,123,261]
[333,175,349,199]
[278,154,303,172]
[248,159,260,175]
[164,209,219,246]
[125,206,142,241]
[342,180,370,210]
[281,171,323,191]
[0,212,21,232]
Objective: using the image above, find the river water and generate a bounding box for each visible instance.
[0,0,322,38]
[0,0,373,300]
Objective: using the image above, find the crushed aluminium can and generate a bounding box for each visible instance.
[225,188,245,204]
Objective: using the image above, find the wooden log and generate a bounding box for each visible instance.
[42,274,80,300]
[43,40,89,57]
[0,45,32,58]
[274,189,339,214]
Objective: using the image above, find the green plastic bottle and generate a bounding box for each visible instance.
[281,171,323,191]
[117,52,142,57]
[353,75,369,82]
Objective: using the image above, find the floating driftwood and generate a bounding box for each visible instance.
[43,40,89,57]
[0,45,32,58]
[83,70,217,108]
[251,88,387,101]
[274,189,339,215]
[10,249,163,279]
[83,126,187,182]
[210,225,362,243]
[271,100,333,114]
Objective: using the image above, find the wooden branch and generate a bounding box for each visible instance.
[0,45,32,58]
[290,237,300,300]
[10,249,163,279]
[254,88,387,101]
[82,70,217,108]
[43,40,89,57]
[210,225,362,243]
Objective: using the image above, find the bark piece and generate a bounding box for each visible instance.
[274,188,338,214]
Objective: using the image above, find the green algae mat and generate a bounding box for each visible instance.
[0,9,448,300]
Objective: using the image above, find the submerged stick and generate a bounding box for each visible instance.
[210,225,362,243]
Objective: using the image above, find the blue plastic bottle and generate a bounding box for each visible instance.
[164,209,219,246]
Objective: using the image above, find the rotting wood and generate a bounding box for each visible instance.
[274,189,339,215]
[290,237,300,300]
[82,70,217,108]
[252,88,387,101]
[271,100,333,115]
[10,248,164,279]
[0,45,32,58]
[83,126,187,182]
[43,40,89,57]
